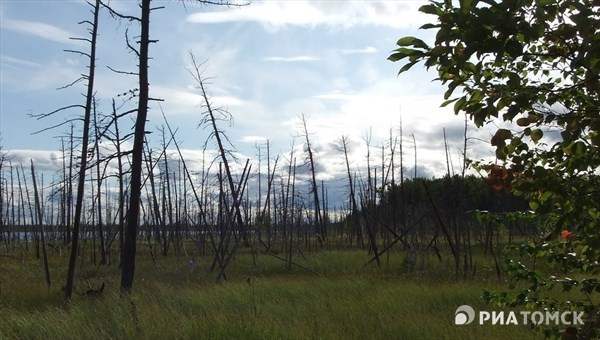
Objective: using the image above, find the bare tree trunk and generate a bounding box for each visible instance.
[339,135,362,248]
[144,145,164,255]
[21,164,35,249]
[0,150,4,236]
[67,124,74,242]
[65,0,100,300]
[300,115,324,242]
[160,110,208,253]
[287,158,297,270]
[121,0,151,294]
[411,134,417,179]
[110,99,126,265]
[359,131,380,267]
[161,129,174,254]
[399,118,406,236]
[31,161,51,289]
[444,128,451,178]
[60,138,67,230]
[187,53,249,282]
[462,113,468,178]
[93,100,107,265]
[16,164,28,252]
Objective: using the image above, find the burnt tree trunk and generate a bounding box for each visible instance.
[121,0,151,294]
[65,0,100,300]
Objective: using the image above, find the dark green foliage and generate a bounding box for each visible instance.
[377,175,527,223]
[390,0,600,336]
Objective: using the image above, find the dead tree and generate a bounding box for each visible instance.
[43,0,101,301]
[106,99,129,263]
[103,0,156,294]
[66,124,75,243]
[338,135,363,248]
[30,161,51,289]
[299,114,324,243]
[359,130,380,267]
[0,142,6,233]
[93,100,107,265]
[102,0,246,295]
[186,53,253,282]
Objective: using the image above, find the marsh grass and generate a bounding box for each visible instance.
[0,247,539,339]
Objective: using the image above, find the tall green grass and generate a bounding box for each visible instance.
[0,248,539,339]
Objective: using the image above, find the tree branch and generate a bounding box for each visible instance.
[100,0,141,22]
[30,104,85,120]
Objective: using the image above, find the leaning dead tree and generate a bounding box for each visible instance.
[30,161,51,289]
[186,52,252,283]
[299,115,324,243]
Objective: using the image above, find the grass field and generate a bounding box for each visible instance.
[0,247,542,339]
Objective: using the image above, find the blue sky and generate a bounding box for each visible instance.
[0,0,496,205]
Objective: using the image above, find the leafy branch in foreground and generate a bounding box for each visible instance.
[390,0,599,337]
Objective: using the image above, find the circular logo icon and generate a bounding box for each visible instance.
[455,305,476,325]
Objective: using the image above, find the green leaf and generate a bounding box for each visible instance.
[491,128,512,146]
[470,90,484,103]
[387,53,405,62]
[453,96,467,113]
[388,48,420,62]
[419,4,437,15]
[419,23,438,30]
[396,37,417,46]
[430,45,452,56]
[496,146,507,160]
[505,39,523,59]
[395,37,428,49]
[398,61,418,74]
[440,98,459,107]
[508,72,521,86]
[572,141,586,156]
[460,0,476,12]
[444,80,461,100]
[435,27,451,44]
[530,129,543,143]
[529,201,539,211]
[463,62,476,73]
[516,118,529,127]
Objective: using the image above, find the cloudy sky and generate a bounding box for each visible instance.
[0,0,496,207]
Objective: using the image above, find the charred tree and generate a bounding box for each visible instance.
[64,0,101,300]
[299,115,324,243]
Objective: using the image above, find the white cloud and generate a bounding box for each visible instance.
[151,85,245,116]
[1,0,487,189]
[312,92,353,100]
[1,59,81,92]
[239,135,268,144]
[264,55,319,62]
[0,55,41,69]
[1,19,85,46]
[186,1,429,30]
[5,149,63,172]
[340,46,377,55]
